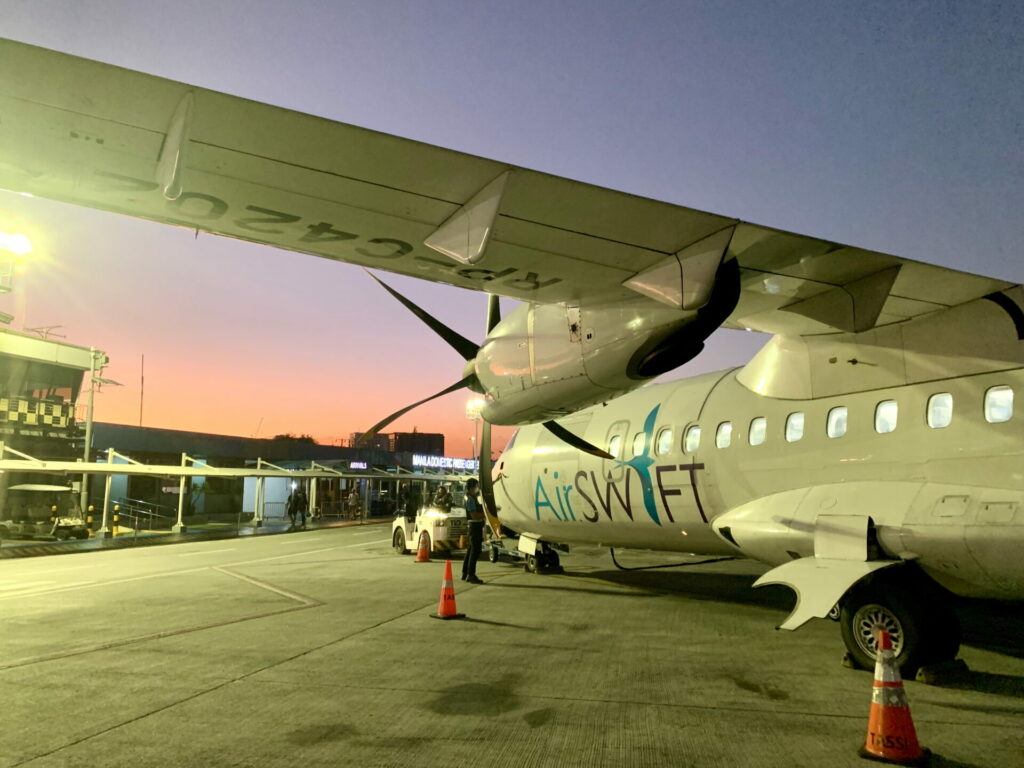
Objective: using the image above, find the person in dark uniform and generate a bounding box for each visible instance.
[461,478,485,584]
[286,485,308,530]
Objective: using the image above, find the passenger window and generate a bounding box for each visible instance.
[748,417,766,446]
[655,427,673,455]
[927,393,953,429]
[608,435,622,459]
[684,425,701,453]
[875,400,898,433]
[785,412,804,442]
[631,432,647,456]
[716,421,732,449]
[827,406,847,438]
[985,385,1013,423]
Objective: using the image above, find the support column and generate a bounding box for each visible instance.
[254,476,264,528]
[172,452,188,532]
[98,448,114,538]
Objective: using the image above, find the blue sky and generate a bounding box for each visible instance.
[0,1,1020,454]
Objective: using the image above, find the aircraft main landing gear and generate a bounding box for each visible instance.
[838,568,961,677]
[524,543,562,574]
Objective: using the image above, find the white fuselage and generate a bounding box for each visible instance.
[493,301,1024,601]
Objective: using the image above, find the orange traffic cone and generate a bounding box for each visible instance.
[858,630,930,766]
[430,559,465,620]
[415,530,431,563]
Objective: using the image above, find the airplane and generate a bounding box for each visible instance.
[0,39,1020,674]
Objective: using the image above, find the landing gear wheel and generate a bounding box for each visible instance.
[840,573,960,677]
[393,529,408,555]
[489,546,500,563]
[524,554,538,573]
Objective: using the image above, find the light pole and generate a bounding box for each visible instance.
[465,397,484,463]
[79,349,117,513]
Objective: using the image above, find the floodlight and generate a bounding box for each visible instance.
[0,231,32,256]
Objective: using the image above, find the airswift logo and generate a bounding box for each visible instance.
[531,404,710,527]
[618,404,662,525]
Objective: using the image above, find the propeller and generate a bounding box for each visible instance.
[356,273,614,473]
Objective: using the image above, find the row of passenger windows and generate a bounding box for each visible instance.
[611,385,1015,458]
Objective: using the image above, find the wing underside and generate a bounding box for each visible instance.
[0,39,1014,336]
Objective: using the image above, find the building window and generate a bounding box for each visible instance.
[749,417,766,446]
[655,427,673,455]
[827,406,847,438]
[785,412,805,442]
[875,400,898,433]
[927,393,953,429]
[608,434,622,459]
[684,425,701,453]
[985,385,1013,423]
[716,421,733,449]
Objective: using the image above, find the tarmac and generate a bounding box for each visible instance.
[1,523,1022,767]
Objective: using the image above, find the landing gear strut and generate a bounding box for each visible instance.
[524,543,562,574]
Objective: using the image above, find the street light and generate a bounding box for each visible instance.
[79,349,117,513]
[465,397,485,462]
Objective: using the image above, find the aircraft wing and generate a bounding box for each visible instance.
[0,39,1014,335]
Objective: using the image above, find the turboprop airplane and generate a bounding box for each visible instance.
[0,39,1021,674]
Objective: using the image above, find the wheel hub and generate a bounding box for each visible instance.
[852,602,904,658]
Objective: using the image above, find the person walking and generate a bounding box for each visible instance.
[461,478,485,584]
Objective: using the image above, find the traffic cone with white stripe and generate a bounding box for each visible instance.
[858,629,930,766]
[430,559,465,620]
[415,530,431,563]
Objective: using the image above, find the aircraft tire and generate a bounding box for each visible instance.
[524,554,538,573]
[839,575,960,676]
[393,529,408,555]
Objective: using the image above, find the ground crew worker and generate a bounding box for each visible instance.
[461,478,485,584]
[432,484,452,512]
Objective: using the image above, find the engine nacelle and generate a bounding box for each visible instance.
[473,257,740,426]
[474,299,702,425]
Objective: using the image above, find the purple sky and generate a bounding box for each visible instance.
[0,1,1021,457]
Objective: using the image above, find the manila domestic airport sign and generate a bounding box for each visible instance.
[412,455,479,471]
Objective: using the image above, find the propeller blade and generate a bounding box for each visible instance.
[477,418,503,537]
[365,270,479,361]
[543,420,615,460]
[485,293,501,333]
[357,374,477,445]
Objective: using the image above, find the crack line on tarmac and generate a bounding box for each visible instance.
[8,590,443,767]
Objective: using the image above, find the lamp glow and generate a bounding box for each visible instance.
[0,232,32,256]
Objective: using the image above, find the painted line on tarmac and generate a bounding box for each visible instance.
[0,580,96,597]
[350,530,379,536]
[214,566,321,605]
[0,580,54,591]
[226,539,390,566]
[178,548,237,556]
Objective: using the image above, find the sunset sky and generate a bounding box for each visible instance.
[1,1,1021,458]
